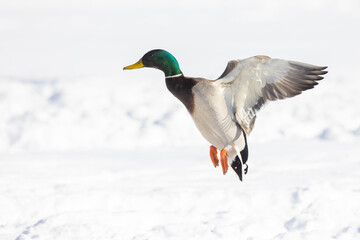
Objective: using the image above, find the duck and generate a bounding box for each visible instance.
[123,49,327,181]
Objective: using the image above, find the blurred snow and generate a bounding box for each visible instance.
[0,0,359,151]
[0,71,359,152]
[0,0,360,239]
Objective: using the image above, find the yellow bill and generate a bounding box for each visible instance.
[123,59,144,70]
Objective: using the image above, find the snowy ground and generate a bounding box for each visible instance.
[1,0,360,239]
[1,141,360,240]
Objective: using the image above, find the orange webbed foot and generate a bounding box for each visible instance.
[210,145,219,167]
[220,149,229,175]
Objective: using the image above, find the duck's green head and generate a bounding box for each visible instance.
[123,49,182,77]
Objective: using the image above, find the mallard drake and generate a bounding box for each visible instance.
[124,49,327,181]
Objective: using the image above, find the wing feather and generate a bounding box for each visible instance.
[217,56,327,135]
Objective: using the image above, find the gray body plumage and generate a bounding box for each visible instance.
[190,79,246,162]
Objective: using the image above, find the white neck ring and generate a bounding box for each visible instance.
[165,73,183,78]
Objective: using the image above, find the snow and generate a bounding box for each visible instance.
[1,142,360,240]
[1,0,360,239]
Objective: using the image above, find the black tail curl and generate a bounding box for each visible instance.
[231,133,248,181]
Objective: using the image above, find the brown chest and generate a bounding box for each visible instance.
[165,76,198,114]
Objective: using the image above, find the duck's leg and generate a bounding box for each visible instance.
[209,145,219,167]
[220,149,229,175]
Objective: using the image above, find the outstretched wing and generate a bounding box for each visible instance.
[216,56,327,135]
